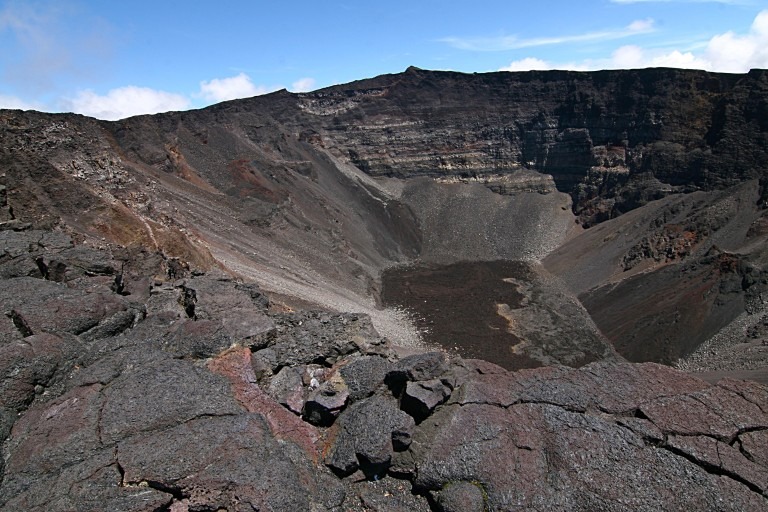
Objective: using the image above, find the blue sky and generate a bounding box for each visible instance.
[1,0,767,119]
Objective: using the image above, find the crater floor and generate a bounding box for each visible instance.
[381,260,615,369]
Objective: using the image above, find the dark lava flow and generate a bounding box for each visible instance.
[381,261,541,370]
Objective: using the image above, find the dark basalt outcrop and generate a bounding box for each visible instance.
[2,67,768,510]
[1,229,767,511]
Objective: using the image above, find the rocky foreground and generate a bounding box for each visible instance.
[1,228,767,511]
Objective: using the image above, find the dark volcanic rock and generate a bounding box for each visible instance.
[395,361,768,511]
[433,480,487,512]
[207,347,324,459]
[3,68,768,372]
[0,333,66,412]
[0,234,766,510]
[183,276,274,340]
[381,260,616,369]
[0,276,132,337]
[303,371,350,426]
[665,434,768,494]
[387,351,449,384]
[267,365,307,414]
[325,394,415,477]
[301,67,768,225]
[254,310,390,370]
[339,355,392,402]
[117,413,341,511]
[402,378,452,420]
[99,355,243,443]
[740,429,768,468]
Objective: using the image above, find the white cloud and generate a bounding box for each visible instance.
[610,45,646,68]
[652,49,712,68]
[441,19,655,51]
[198,72,276,102]
[291,77,316,92]
[66,86,191,121]
[702,10,768,72]
[499,58,553,71]
[0,94,39,110]
[59,71,316,120]
[606,44,711,69]
[500,9,768,73]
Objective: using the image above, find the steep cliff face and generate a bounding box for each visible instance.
[296,67,768,225]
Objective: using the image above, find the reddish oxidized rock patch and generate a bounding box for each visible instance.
[208,346,323,461]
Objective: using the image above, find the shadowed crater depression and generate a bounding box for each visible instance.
[381,260,618,370]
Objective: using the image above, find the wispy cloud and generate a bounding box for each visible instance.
[499,9,768,73]
[440,19,655,51]
[611,0,751,4]
[0,1,112,92]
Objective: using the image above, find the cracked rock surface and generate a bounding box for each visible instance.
[0,229,767,511]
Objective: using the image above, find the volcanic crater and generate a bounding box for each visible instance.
[2,67,768,511]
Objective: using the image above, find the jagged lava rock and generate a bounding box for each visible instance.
[325,394,415,477]
[404,361,768,511]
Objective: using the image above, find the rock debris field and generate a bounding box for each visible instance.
[1,229,767,511]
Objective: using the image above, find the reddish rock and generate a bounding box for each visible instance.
[740,430,768,468]
[666,434,768,493]
[640,384,767,440]
[207,347,323,460]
